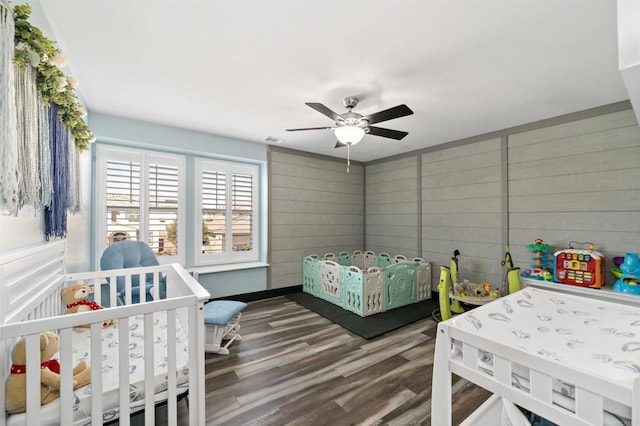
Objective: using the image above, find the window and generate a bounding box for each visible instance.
[95,144,261,268]
[195,159,259,265]
[96,146,185,265]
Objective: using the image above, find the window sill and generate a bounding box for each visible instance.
[187,261,269,277]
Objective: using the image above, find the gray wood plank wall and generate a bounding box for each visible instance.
[269,149,364,289]
[365,157,420,257]
[268,107,640,291]
[421,138,504,289]
[508,109,640,286]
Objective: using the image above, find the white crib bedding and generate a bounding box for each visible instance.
[449,287,640,424]
[7,312,190,426]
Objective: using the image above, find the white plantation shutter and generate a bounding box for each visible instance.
[201,170,226,253]
[196,160,259,265]
[96,144,259,268]
[231,172,253,252]
[147,163,180,255]
[105,160,141,243]
[96,146,185,265]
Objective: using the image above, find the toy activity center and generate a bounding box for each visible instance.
[554,246,605,288]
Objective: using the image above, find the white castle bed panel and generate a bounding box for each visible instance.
[363,266,384,316]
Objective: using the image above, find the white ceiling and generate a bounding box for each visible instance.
[39,0,629,162]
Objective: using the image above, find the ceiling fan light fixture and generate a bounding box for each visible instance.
[334,125,365,145]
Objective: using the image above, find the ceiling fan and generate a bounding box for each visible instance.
[286,96,414,148]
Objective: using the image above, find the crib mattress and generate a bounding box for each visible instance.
[449,287,640,387]
[8,312,190,426]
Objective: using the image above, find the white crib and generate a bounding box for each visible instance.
[0,240,210,426]
[432,287,640,426]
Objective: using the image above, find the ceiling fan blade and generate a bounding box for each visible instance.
[335,141,348,148]
[367,126,409,140]
[286,126,333,131]
[363,104,413,125]
[306,103,342,121]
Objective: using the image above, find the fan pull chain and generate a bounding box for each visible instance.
[346,143,351,173]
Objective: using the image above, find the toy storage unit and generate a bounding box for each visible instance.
[302,250,431,317]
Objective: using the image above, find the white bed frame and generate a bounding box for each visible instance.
[0,240,210,426]
[431,290,640,426]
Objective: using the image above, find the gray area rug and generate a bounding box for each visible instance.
[286,291,439,339]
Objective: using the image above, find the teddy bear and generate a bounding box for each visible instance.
[61,283,114,328]
[5,331,91,414]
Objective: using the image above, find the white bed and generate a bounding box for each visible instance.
[0,240,210,426]
[432,287,640,425]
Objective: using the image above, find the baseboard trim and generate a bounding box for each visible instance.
[209,285,303,303]
[209,287,438,304]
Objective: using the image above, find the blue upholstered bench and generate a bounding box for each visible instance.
[203,300,248,354]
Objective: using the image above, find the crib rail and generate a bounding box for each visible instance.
[65,263,210,304]
[432,322,640,426]
[0,258,209,426]
[1,296,195,424]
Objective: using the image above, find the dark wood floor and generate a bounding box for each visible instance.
[197,296,490,426]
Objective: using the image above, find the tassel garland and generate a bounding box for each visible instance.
[66,133,80,214]
[44,104,69,240]
[0,3,19,214]
[15,64,41,211]
[39,103,52,208]
[1,4,83,241]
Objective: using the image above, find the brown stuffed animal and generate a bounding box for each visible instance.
[5,331,91,414]
[61,284,113,328]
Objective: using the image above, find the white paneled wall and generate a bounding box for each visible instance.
[421,138,504,289]
[508,109,640,285]
[365,157,419,257]
[269,149,364,289]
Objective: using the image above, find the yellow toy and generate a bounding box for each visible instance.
[61,284,114,328]
[5,332,91,414]
[438,248,522,321]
